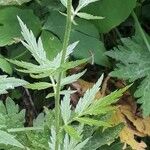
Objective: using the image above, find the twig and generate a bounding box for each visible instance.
[24,88,37,117]
[101,75,110,97]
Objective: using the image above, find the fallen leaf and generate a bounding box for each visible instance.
[70,79,102,106]
[110,97,149,150]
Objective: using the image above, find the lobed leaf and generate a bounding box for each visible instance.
[61,92,72,125]
[0,130,24,148]
[25,82,53,90]
[75,74,104,115]
[64,125,81,141]
[106,37,150,116]
[0,75,28,95]
[75,117,111,127]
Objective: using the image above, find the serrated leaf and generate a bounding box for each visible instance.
[18,17,48,65]
[0,130,24,148]
[106,37,150,116]
[82,124,124,150]
[64,125,81,141]
[25,82,53,90]
[6,97,19,114]
[77,0,99,11]
[0,56,12,74]
[84,86,130,115]
[61,93,72,124]
[49,126,60,150]
[75,74,104,115]
[8,28,80,78]
[0,75,28,95]
[63,133,89,150]
[0,0,31,5]
[30,58,89,79]
[75,117,111,127]
[73,138,89,150]
[61,70,86,86]
[2,97,26,129]
[77,12,104,20]
[60,0,67,7]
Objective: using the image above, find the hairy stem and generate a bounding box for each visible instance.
[54,0,72,150]
[132,12,150,52]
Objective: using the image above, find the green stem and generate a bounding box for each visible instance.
[132,11,150,52]
[54,0,72,150]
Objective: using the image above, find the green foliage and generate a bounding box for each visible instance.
[25,82,53,90]
[60,0,104,21]
[106,37,150,116]
[0,0,31,5]
[43,11,109,66]
[41,31,62,61]
[82,124,124,150]
[0,130,24,149]
[83,0,137,33]
[0,97,25,149]
[2,15,128,149]
[0,7,41,46]
[99,142,124,150]
[0,75,28,94]
[0,55,12,74]
[0,0,142,149]
[0,97,51,150]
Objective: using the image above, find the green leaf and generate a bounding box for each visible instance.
[0,130,24,148]
[29,58,89,79]
[99,142,124,150]
[106,37,150,116]
[61,93,72,125]
[61,70,86,86]
[75,74,104,115]
[63,133,89,150]
[75,117,111,127]
[8,18,80,78]
[60,0,67,7]
[84,86,130,115]
[41,30,62,61]
[0,55,12,74]
[7,44,31,61]
[4,97,26,128]
[46,90,76,98]
[77,12,104,20]
[7,59,37,70]
[77,0,99,11]
[0,7,41,46]
[25,82,53,90]
[0,75,28,95]
[0,0,31,5]
[83,0,137,33]
[43,11,109,66]
[18,17,48,65]
[6,97,19,114]
[49,127,58,150]
[64,125,81,141]
[83,124,124,150]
